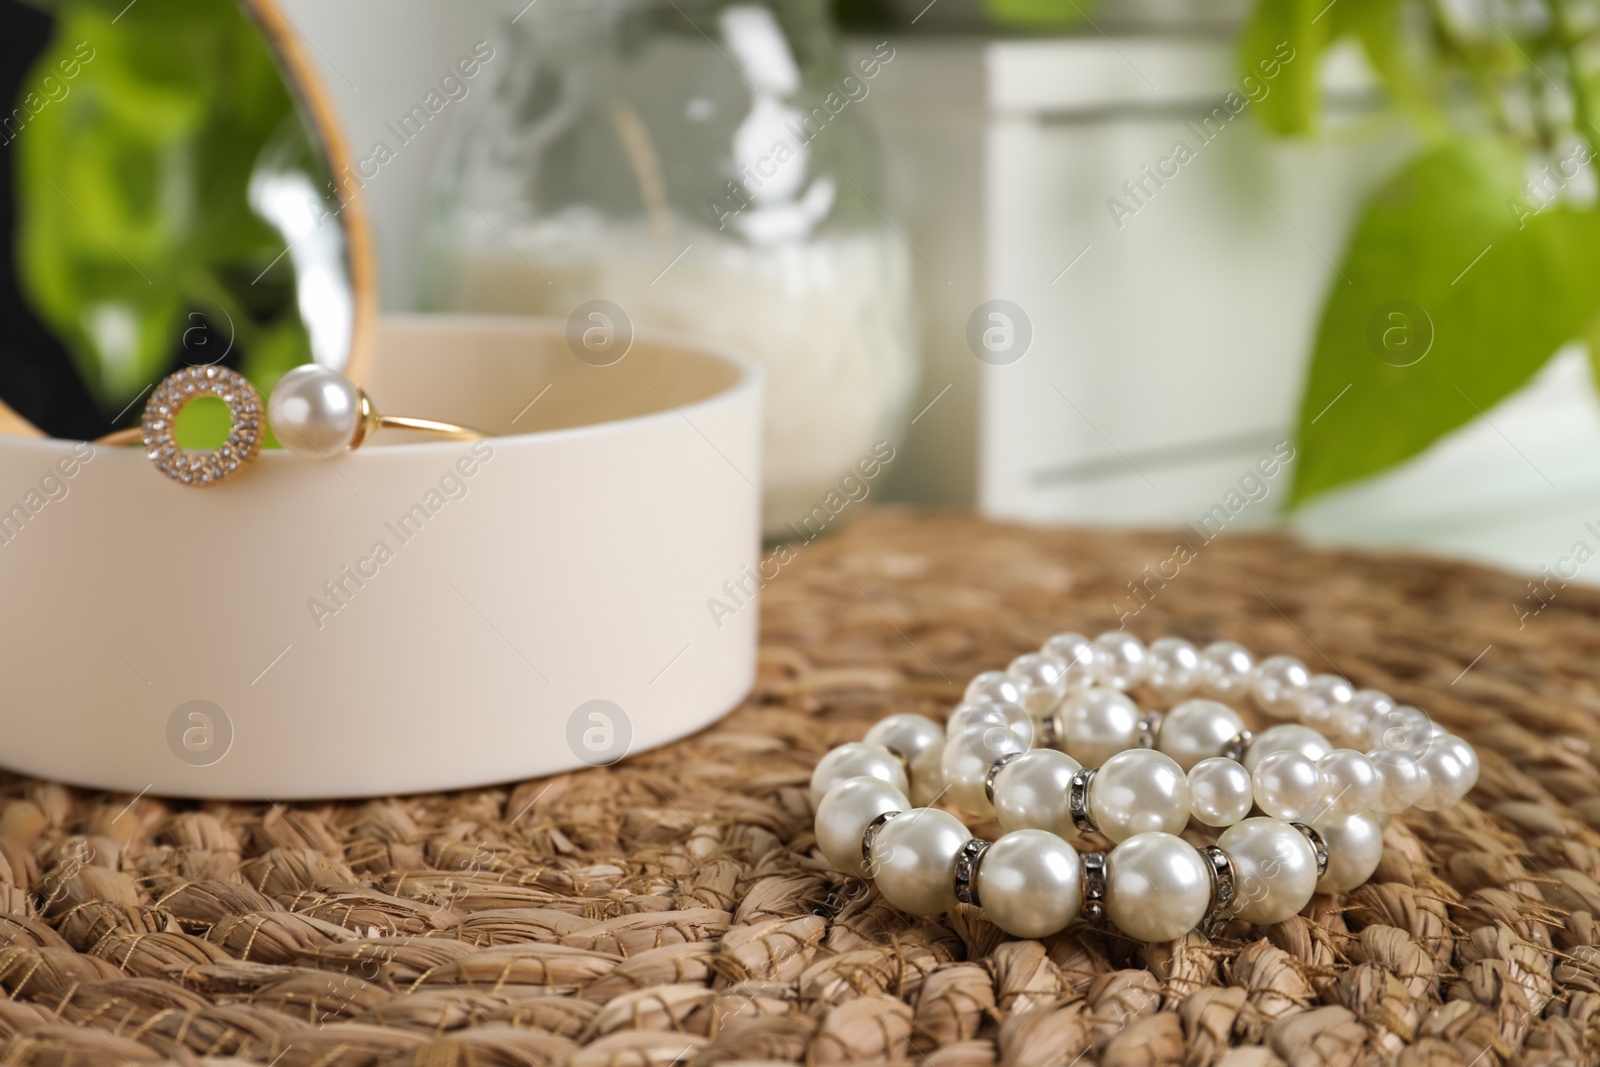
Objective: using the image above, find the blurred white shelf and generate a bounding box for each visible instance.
[858,36,1600,581]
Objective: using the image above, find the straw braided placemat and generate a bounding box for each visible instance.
[0,509,1595,1067]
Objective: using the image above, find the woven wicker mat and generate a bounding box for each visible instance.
[2,510,1598,1067]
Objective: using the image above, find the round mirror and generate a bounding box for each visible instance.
[0,0,372,442]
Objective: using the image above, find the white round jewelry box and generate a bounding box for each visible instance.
[0,315,762,799]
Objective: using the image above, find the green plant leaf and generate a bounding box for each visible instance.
[1585,313,1600,392]
[983,0,1094,28]
[1329,0,1428,120]
[14,0,301,414]
[1290,136,1600,506]
[1239,0,1327,136]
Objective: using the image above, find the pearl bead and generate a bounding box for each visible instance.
[941,722,1028,817]
[1145,637,1201,698]
[1008,653,1070,717]
[1158,699,1245,771]
[1199,640,1255,701]
[1294,674,1355,731]
[864,714,944,767]
[1089,749,1190,843]
[947,700,1034,749]
[977,830,1082,938]
[870,808,971,915]
[1251,750,1323,821]
[1104,832,1211,943]
[1316,749,1383,816]
[992,748,1083,837]
[1369,748,1429,812]
[1351,690,1396,717]
[1188,757,1254,827]
[811,742,908,805]
[1413,734,1479,810]
[1252,655,1311,717]
[1311,811,1384,893]
[268,364,363,456]
[815,777,908,877]
[1055,687,1140,767]
[965,670,1025,707]
[1218,817,1318,924]
[909,742,946,807]
[870,716,940,809]
[1244,723,1332,772]
[1091,631,1148,689]
[1041,631,1096,691]
[1367,705,1432,759]
[1333,689,1394,745]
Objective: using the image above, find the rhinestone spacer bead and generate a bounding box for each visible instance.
[1221,730,1255,763]
[1038,714,1061,750]
[1200,844,1237,936]
[860,810,899,871]
[1292,822,1330,877]
[141,365,263,487]
[985,751,1022,804]
[1068,767,1099,834]
[1136,711,1163,749]
[1081,851,1108,924]
[952,838,991,906]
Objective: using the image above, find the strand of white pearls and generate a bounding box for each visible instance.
[810,632,1480,944]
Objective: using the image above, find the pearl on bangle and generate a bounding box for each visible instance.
[1333,689,1394,744]
[1145,637,1201,698]
[977,829,1082,938]
[1316,748,1383,816]
[1158,699,1245,771]
[1294,674,1355,731]
[1090,631,1148,690]
[992,748,1083,837]
[1008,653,1071,717]
[1311,811,1384,893]
[964,670,1027,708]
[268,364,364,457]
[1089,749,1190,843]
[1369,748,1429,812]
[1042,631,1096,691]
[1252,655,1311,718]
[810,742,909,804]
[869,808,971,915]
[864,714,944,769]
[947,700,1034,749]
[815,777,907,877]
[1243,723,1332,772]
[860,715,945,809]
[1188,756,1254,827]
[1251,749,1323,822]
[1218,817,1319,924]
[1413,733,1479,810]
[1104,832,1212,943]
[908,743,947,807]
[1056,687,1141,767]
[1367,704,1432,758]
[941,722,1028,817]
[1199,641,1255,701]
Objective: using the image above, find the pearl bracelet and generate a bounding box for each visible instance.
[809,633,1480,944]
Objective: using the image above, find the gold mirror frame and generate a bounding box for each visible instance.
[0,0,376,440]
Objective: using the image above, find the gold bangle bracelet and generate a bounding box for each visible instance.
[94,365,487,487]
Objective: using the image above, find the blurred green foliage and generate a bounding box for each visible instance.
[982,0,1094,26]
[13,0,312,429]
[1237,0,1600,505]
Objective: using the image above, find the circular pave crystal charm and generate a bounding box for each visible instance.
[142,366,264,486]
